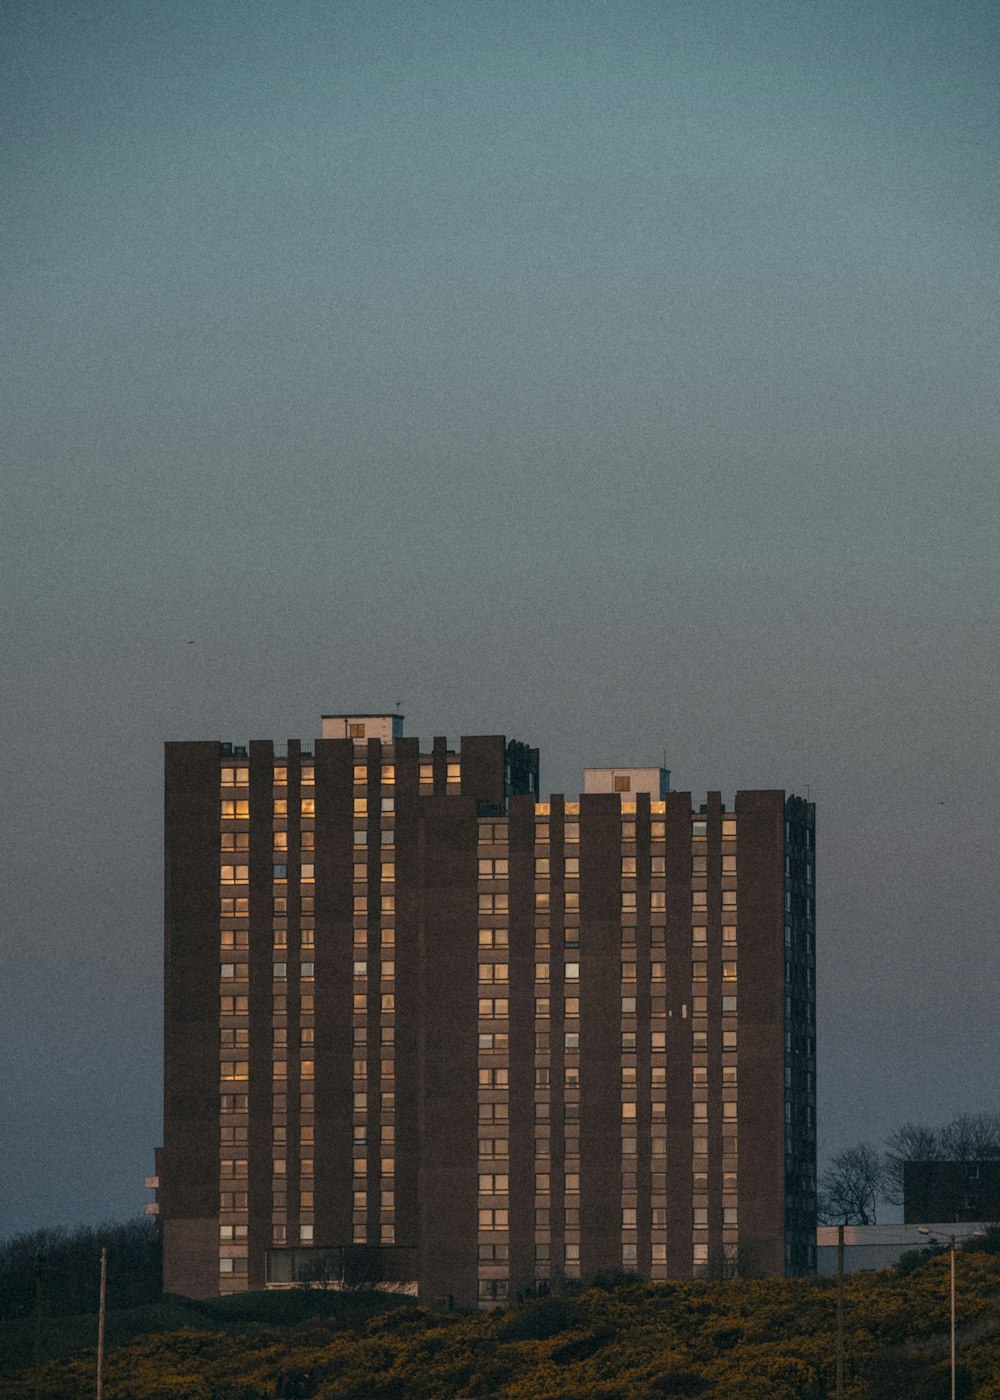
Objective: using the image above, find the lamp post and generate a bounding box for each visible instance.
[917,1227,983,1400]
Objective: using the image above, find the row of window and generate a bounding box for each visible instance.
[220,864,316,884]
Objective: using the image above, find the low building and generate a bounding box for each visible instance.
[904,1160,1000,1224]
[816,1222,991,1274]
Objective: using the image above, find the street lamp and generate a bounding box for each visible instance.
[918,1227,985,1400]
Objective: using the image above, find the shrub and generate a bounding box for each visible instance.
[496,1295,582,1342]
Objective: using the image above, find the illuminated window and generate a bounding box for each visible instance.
[447,762,461,783]
[220,865,249,885]
[221,800,249,820]
[273,831,288,851]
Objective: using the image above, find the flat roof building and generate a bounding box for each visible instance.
[160,715,816,1304]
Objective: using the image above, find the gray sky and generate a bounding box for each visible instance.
[3,0,999,1235]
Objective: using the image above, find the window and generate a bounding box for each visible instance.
[301,798,315,817]
[722,995,737,1013]
[723,961,737,981]
[564,857,579,877]
[349,723,366,739]
[447,762,461,784]
[273,831,288,851]
[221,800,249,820]
[565,962,579,981]
[273,864,287,882]
[220,865,249,885]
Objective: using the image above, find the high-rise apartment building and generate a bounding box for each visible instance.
[160,714,816,1305]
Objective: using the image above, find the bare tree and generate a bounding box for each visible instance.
[884,1122,943,1206]
[883,1114,1000,1204]
[818,1143,887,1225]
[940,1112,1000,1161]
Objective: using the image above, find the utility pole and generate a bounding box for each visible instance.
[97,1247,108,1400]
[949,1233,956,1400]
[835,1223,844,1400]
[33,1252,43,1400]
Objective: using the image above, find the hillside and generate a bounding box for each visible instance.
[7,1249,1000,1400]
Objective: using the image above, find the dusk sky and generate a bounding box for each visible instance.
[4,0,999,1235]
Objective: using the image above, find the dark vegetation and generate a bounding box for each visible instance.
[5,1233,1000,1398]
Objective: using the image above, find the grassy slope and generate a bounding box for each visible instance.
[6,1253,1000,1400]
